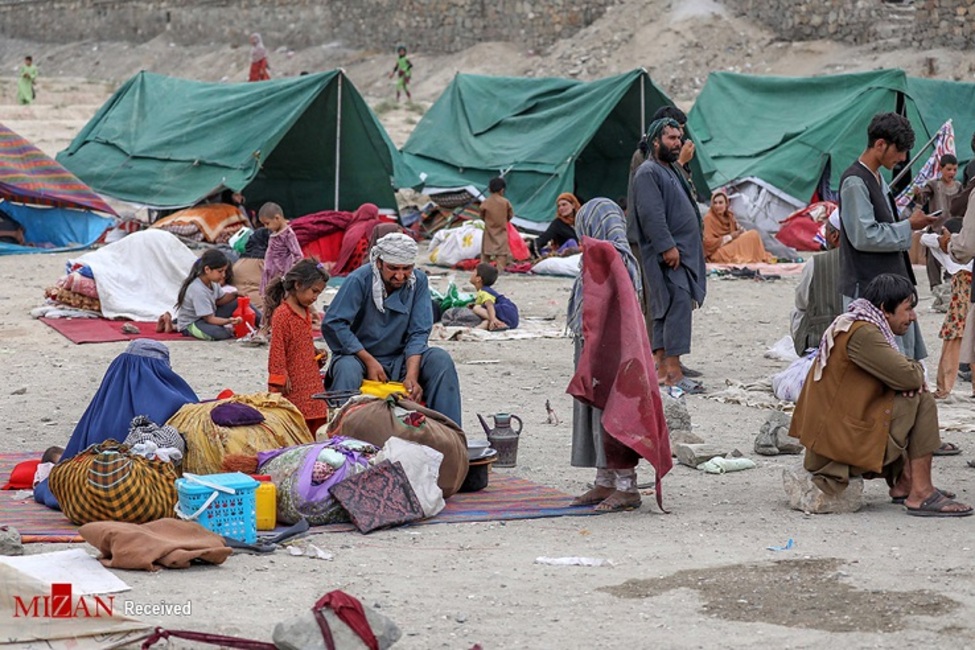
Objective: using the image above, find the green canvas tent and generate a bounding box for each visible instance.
[400,69,710,228]
[906,75,975,167]
[58,71,418,217]
[687,69,933,203]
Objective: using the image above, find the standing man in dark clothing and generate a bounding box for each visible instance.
[839,112,937,360]
[629,118,707,394]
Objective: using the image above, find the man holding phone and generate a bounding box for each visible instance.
[839,112,937,360]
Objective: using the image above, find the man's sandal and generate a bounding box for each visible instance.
[594,491,642,513]
[933,442,962,456]
[891,488,955,505]
[904,491,973,517]
[571,486,614,507]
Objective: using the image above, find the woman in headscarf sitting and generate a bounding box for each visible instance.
[566,198,670,512]
[532,192,581,257]
[34,339,199,509]
[322,233,462,426]
[702,190,773,264]
[248,33,271,82]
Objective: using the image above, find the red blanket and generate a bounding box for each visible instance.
[290,210,357,247]
[566,237,672,510]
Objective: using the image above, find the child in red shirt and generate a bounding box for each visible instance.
[266,259,330,433]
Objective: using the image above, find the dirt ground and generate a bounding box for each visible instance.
[3,1,975,645]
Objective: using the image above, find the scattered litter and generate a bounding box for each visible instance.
[535,556,615,567]
[285,543,334,560]
[666,385,685,398]
[698,457,757,474]
[766,538,795,552]
[465,359,500,365]
[764,335,800,363]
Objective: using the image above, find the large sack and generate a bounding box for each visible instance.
[326,395,468,497]
[168,392,313,474]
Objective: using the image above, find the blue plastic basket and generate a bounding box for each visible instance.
[175,472,259,543]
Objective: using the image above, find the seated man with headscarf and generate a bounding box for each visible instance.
[322,233,463,425]
[789,273,970,517]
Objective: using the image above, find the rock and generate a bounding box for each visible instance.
[755,411,803,456]
[0,526,23,556]
[670,429,705,451]
[662,393,692,432]
[273,596,401,649]
[675,443,727,468]
[782,463,863,514]
[10,387,26,395]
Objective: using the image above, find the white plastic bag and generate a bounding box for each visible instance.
[771,351,816,402]
[377,437,445,518]
[531,253,581,277]
[427,221,484,267]
[764,335,800,362]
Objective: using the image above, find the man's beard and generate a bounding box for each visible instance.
[656,146,680,164]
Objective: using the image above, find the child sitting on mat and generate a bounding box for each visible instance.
[469,263,519,331]
[175,249,257,341]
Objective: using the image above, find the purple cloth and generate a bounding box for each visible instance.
[257,437,371,504]
[210,402,265,427]
[261,225,304,292]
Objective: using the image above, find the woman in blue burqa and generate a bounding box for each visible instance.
[35,339,198,509]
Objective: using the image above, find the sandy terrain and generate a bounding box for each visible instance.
[3,1,975,646]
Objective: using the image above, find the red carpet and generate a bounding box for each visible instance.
[0,451,82,543]
[40,318,186,345]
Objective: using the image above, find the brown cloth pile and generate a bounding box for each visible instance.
[79,519,232,571]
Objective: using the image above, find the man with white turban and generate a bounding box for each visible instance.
[322,233,462,424]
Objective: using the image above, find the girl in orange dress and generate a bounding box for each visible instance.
[266,259,330,433]
[248,33,271,82]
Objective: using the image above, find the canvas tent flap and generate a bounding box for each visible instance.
[402,69,706,224]
[0,201,113,255]
[688,69,932,201]
[906,76,975,167]
[58,71,418,216]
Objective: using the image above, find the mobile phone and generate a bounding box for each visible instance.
[929,209,943,218]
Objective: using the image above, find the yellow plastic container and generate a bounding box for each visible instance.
[360,380,408,399]
[252,475,277,531]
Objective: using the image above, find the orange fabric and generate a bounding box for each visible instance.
[152,204,248,243]
[703,208,772,263]
[249,58,270,82]
[267,302,326,420]
[555,192,581,227]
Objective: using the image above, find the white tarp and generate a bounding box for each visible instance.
[69,229,198,321]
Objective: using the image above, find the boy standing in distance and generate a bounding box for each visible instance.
[479,176,514,270]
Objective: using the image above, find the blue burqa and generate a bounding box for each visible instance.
[35,339,198,509]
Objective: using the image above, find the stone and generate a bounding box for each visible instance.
[0,526,23,556]
[782,463,863,514]
[754,411,803,456]
[675,443,727,468]
[10,387,26,395]
[662,393,692,432]
[273,598,401,649]
[670,429,705,451]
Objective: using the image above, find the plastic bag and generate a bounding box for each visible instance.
[230,227,253,254]
[771,351,816,402]
[375,437,445,518]
[764,335,800,363]
[440,280,475,309]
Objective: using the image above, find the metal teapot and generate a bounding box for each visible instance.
[476,412,523,468]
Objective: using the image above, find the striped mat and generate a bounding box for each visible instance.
[1,452,600,543]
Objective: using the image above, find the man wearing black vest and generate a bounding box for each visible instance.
[839,112,938,360]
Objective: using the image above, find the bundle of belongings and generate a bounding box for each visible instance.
[151,203,249,244]
[166,392,314,474]
[427,219,530,270]
[775,201,838,252]
[37,229,198,321]
[49,415,187,525]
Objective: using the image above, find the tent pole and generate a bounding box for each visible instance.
[889,123,943,190]
[640,73,646,136]
[334,72,343,210]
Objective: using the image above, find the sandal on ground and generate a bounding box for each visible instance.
[594,491,642,512]
[904,491,973,518]
[572,486,614,507]
[933,442,962,456]
[670,377,705,395]
[891,487,956,504]
[681,364,703,378]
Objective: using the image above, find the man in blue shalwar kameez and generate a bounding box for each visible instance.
[322,233,463,425]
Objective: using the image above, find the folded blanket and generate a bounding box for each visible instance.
[79,519,232,571]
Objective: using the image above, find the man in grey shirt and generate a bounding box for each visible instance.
[838,112,937,360]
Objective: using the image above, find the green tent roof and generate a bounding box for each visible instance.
[687,69,933,202]
[400,70,709,226]
[58,71,418,216]
[906,75,975,167]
